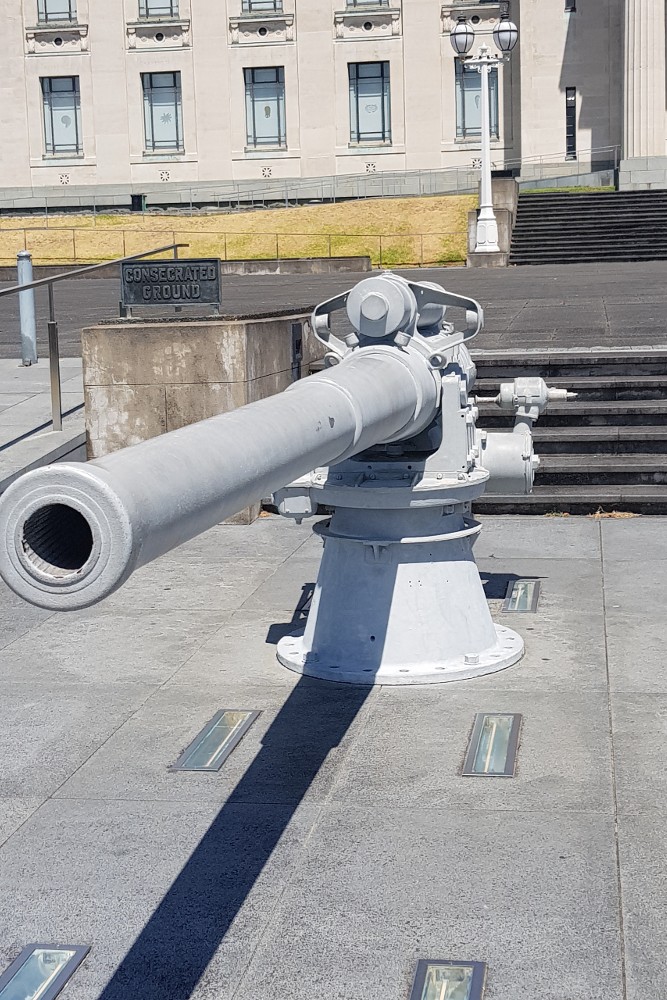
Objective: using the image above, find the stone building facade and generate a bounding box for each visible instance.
[0,0,663,206]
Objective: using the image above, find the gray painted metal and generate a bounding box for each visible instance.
[17,251,37,367]
[0,272,572,684]
[0,340,438,611]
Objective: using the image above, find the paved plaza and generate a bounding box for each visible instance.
[0,512,664,1000]
[0,259,666,999]
[2,259,667,359]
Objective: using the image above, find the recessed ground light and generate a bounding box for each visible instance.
[462,713,522,778]
[0,945,90,1000]
[502,578,541,613]
[170,710,260,772]
[409,959,487,1000]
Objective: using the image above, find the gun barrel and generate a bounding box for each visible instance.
[0,346,438,611]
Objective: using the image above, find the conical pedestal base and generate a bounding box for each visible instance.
[276,508,524,686]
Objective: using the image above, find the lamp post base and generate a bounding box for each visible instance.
[474,213,500,254]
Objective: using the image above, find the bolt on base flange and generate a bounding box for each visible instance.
[278,624,524,686]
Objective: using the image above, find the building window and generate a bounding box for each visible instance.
[242,0,283,11]
[142,72,183,152]
[349,62,391,144]
[565,87,577,159]
[37,0,76,22]
[455,61,499,139]
[565,0,576,10]
[244,67,286,148]
[346,0,389,6]
[41,77,82,155]
[139,0,178,16]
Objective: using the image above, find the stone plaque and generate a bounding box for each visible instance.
[121,258,222,308]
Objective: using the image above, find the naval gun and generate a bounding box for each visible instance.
[0,273,569,685]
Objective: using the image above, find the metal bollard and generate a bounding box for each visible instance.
[17,251,37,366]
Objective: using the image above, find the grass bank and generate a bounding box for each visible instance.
[0,194,476,267]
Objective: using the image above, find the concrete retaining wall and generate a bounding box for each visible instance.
[0,255,371,282]
[81,312,323,522]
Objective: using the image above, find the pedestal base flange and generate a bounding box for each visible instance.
[277,623,524,686]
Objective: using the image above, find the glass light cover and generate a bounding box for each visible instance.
[0,949,76,1000]
[493,16,518,53]
[450,16,475,56]
[420,963,474,1000]
[472,714,515,775]
[171,710,259,771]
[504,579,540,613]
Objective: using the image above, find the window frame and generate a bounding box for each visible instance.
[454,59,499,140]
[348,61,392,145]
[37,0,77,22]
[138,0,179,17]
[141,71,184,153]
[41,75,82,156]
[241,0,283,11]
[243,66,287,149]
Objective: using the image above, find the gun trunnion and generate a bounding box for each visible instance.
[0,273,570,685]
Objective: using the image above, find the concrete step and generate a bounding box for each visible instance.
[531,425,667,454]
[511,229,667,241]
[477,398,667,427]
[536,453,667,485]
[474,483,667,514]
[509,250,667,265]
[517,193,667,205]
[475,376,667,402]
[473,350,667,379]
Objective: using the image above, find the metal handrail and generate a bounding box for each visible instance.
[0,241,188,299]
[2,241,188,433]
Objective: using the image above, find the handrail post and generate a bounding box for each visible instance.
[173,242,182,314]
[47,282,63,432]
[17,251,38,366]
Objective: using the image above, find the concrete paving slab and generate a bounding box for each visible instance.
[601,516,667,561]
[330,687,613,813]
[474,515,601,559]
[232,805,622,1000]
[0,390,82,428]
[164,609,305,693]
[0,581,53,650]
[56,680,374,806]
[95,519,311,614]
[617,812,667,1000]
[609,693,667,815]
[0,393,32,412]
[0,514,654,1000]
[0,796,321,1000]
[0,797,43,847]
[239,554,322,616]
[602,561,667,693]
[0,681,159,798]
[4,608,231,687]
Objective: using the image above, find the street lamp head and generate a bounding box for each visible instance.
[449,16,475,57]
[493,15,519,53]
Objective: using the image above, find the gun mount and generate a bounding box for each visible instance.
[0,272,568,685]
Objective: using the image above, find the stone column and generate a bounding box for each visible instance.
[623,0,666,159]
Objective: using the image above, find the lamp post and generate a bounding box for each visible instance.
[450,14,519,255]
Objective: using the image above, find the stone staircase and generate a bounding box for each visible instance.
[473,349,667,514]
[509,191,667,265]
